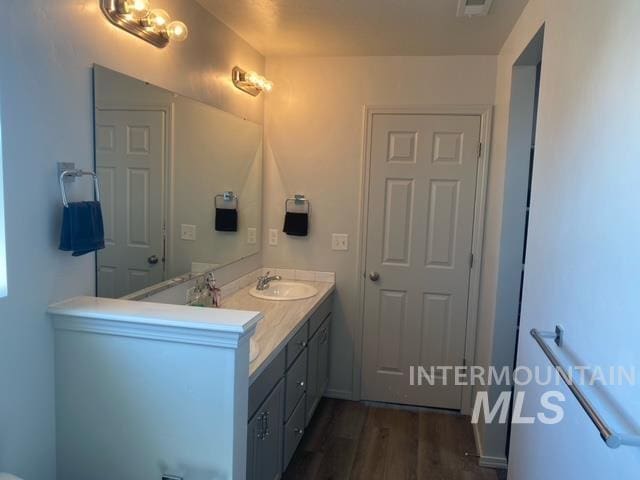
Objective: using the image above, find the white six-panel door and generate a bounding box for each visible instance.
[362,114,481,409]
[95,109,166,298]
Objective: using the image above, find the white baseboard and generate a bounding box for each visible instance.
[472,423,508,470]
[478,455,508,469]
[325,388,353,400]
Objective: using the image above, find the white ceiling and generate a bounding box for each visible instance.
[195,0,529,57]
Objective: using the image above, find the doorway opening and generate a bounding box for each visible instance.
[501,26,545,456]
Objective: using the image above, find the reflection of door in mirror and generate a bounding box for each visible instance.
[96,109,166,298]
[93,65,263,299]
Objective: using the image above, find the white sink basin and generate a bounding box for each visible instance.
[249,281,318,301]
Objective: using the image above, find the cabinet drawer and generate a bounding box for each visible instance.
[308,295,332,338]
[249,349,285,420]
[285,349,308,420]
[286,322,309,368]
[283,394,306,469]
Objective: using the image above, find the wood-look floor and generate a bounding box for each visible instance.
[284,399,508,480]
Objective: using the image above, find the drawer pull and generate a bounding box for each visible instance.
[297,380,305,388]
[264,411,271,438]
[297,340,307,348]
[294,428,304,436]
[257,412,266,440]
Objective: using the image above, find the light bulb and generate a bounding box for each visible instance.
[166,21,189,41]
[246,71,260,85]
[263,80,274,92]
[148,9,171,29]
[126,0,150,20]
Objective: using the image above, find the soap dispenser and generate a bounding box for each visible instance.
[205,272,222,308]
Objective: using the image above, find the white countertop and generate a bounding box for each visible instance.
[48,296,262,334]
[222,280,336,382]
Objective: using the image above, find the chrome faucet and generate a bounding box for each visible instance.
[256,272,282,291]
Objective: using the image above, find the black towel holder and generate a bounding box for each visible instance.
[285,194,310,215]
[215,191,238,210]
[59,169,100,208]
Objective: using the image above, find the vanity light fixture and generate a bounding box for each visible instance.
[232,67,274,96]
[101,0,189,48]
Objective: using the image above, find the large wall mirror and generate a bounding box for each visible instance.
[93,65,262,298]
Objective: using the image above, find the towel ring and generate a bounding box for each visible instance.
[285,194,310,215]
[215,192,238,210]
[59,170,100,208]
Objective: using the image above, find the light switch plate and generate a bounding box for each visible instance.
[269,228,278,246]
[332,233,349,251]
[181,224,196,241]
[247,227,257,245]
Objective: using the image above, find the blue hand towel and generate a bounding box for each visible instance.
[59,201,105,257]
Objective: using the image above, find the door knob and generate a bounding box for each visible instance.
[369,272,380,282]
[148,255,159,265]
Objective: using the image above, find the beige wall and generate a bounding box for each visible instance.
[0,1,263,477]
[263,56,498,397]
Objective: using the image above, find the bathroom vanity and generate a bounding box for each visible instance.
[48,276,334,480]
[47,64,334,480]
[223,281,334,479]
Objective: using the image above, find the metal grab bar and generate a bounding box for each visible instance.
[59,169,100,208]
[531,327,640,449]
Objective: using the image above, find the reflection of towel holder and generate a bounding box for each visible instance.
[285,194,310,214]
[215,191,238,210]
[59,169,101,208]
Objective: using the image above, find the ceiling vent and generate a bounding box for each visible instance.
[457,0,494,17]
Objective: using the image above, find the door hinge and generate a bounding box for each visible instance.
[469,253,474,269]
[477,142,483,158]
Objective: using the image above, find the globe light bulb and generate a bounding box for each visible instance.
[126,0,150,20]
[148,9,171,29]
[263,80,274,92]
[246,71,260,85]
[166,21,189,41]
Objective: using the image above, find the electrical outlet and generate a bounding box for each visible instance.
[181,224,196,241]
[247,227,257,245]
[332,233,349,251]
[269,228,278,246]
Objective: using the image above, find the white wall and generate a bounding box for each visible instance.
[263,56,497,398]
[0,1,264,478]
[487,1,640,478]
